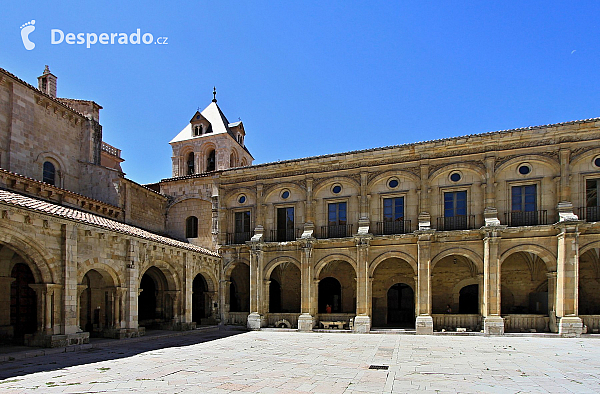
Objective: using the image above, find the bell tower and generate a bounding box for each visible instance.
[37,65,57,97]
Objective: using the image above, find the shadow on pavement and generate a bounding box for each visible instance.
[0,327,247,380]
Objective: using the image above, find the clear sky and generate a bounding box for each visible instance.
[1,1,599,184]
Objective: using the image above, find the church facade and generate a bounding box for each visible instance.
[0,66,599,347]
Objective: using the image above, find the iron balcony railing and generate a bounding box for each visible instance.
[375,219,411,235]
[504,210,547,227]
[436,215,476,231]
[578,206,600,222]
[226,231,252,245]
[318,224,353,239]
[267,228,301,242]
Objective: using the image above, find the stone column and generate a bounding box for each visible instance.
[482,228,504,335]
[415,232,434,334]
[354,235,372,333]
[263,280,271,316]
[247,245,264,329]
[555,223,583,337]
[62,224,79,334]
[298,241,314,331]
[76,284,87,331]
[211,194,220,246]
[182,253,192,324]
[0,277,15,335]
[305,177,314,225]
[167,290,181,324]
[30,284,55,335]
[418,161,431,230]
[220,279,230,324]
[124,239,139,330]
[547,272,558,333]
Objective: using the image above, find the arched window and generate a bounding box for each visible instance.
[187,152,195,175]
[207,150,216,172]
[230,151,237,168]
[186,216,198,238]
[42,161,56,185]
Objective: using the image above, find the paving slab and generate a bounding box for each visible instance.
[0,330,599,393]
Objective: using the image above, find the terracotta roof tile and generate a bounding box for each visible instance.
[0,189,219,257]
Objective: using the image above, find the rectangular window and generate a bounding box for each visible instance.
[234,211,251,243]
[511,185,537,226]
[443,191,467,230]
[383,197,404,234]
[586,179,600,221]
[276,207,295,241]
[328,202,347,237]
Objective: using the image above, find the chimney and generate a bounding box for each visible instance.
[37,65,57,97]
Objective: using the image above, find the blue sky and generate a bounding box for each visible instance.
[1,1,599,184]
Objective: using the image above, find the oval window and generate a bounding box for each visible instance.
[518,165,531,175]
[332,185,342,194]
[388,179,399,188]
[281,190,290,199]
[450,172,461,182]
[238,195,246,204]
[594,157,600,168]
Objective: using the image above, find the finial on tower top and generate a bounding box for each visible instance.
[43,65,51,74]
[212,86,217,103]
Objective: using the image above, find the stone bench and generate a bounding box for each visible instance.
[320,320,348,329]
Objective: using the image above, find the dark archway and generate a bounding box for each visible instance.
[318,277,342,313]
[459,284,479,314]
[138,273,157,322]
[387,283,414,327]
[192,274,209,323]
[269,279,282,313]
[228,263,249,312]
[10,263,37,341]
[207,150,216,172]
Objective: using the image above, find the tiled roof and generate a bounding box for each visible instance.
[225,116,600,171]
[0,189,219,257]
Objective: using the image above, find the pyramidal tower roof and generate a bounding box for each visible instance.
[170,101,232,143]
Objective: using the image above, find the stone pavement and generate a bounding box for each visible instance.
[0,329,598,393]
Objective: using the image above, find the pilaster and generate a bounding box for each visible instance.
[62,223,79,334]
[415,231,434,334]
[555,222,583,337]
[354,234,372,333]
[298,239,314,331]
[247,242,264,329]
[125,239,139,330]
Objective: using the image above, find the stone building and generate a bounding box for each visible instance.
[158,94,600,337]
[0,66,220,347]
[1,65,599,348]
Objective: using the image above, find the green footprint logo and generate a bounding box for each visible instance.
[20,20,36,50]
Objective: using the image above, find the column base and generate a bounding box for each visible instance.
[247,312,262,330]
[297,313,314,331]
[415,315,433,335]
[558,316,583,338]
[24,332,90,348]
[484,316,504,336]
[353,315,371,333]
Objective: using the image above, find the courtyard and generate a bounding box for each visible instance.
[0,329,598,393]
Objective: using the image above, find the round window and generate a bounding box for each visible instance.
[238,195,246,204]
[388,179,399,188]
[594,157,600,168]
[450,172,461,182]
[281,190,290,199]
[518,164,531,175]
[332,185,342,194]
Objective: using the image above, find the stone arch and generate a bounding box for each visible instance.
[431,247,483,273]
[224,259,250,278]
[380,275,416,294]
[429,162,486,183]
[78,259,122,287]
[452,277,480,305]
[229,148,239,168]
[263,183,306,203]
[580,240,600,257]
[500,244,556,271]
[314,253,357,279]
[264,256,301,279]
[0,223,56,283]
[367,170,420,190]
[369,251,418,277]
[312,176,361,196]
[567,147,600,167]
[138,260,181,291]
[223,187,256,207]
[496,154,560,175]
[192,268,218,293]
